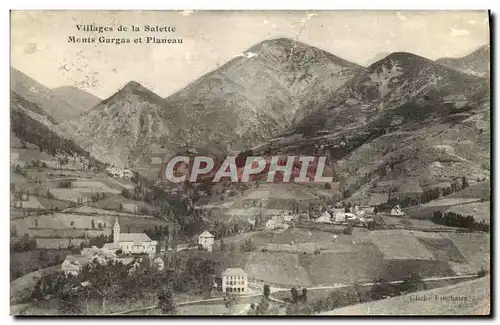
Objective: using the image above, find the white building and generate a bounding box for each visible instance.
[332,211,348,223]
[315,211,333,223]
[222,268,248,294]
[113,218,158,254]
[390,205,406,217]
[198,230,215,251]
[61,255,92,276]
[266,219,277,230]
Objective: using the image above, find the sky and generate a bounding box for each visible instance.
[11,10,490,99]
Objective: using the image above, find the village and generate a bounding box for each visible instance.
[10,149,490,316]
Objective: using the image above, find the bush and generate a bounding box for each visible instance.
[343,223,353,235]
[477,267,488,278]
[240,238,255,252]
[58,180,73,188]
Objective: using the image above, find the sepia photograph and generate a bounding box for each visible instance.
[9,10,491,316]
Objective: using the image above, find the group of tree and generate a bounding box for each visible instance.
[28,159,48,168]
[377,177,470,212]
[145,225,170,242]
[11,234,37,252]
[31,253,204,315]
[79,234,114,250]
[58,180,73,188]
[240,238,256,252]
[90,192,107,203]
[431,211,489,232]
[286,273,426,315]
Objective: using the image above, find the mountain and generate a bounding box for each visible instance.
[365,52,390,66]
[58,81,173,167]
[10,91,97,160]
[259,52,490,205]
[61,38,363,167]
[163,38,363,151]
[53,86,101,114]
[10,67,97,120]
[436,45,490,78]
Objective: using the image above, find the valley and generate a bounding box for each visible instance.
[10,32,491,316]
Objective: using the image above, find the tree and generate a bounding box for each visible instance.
[302,288,308,302]
[58,288,83,315]
[80,259,130,314]
[263,284,270,298]
[400,273,425,293]
[462,176,469,189]
[39,250,47,262]
[254,297,270,315]
[240,238,255,252]
[158,283,176,315]
[344,223,353,235]
[224,292,237,314]
[291,287,299,303]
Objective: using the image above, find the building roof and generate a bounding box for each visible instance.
[118,233,152,242]
[222,268,247,277]
[199,230,214,238]
[103,243,121,250]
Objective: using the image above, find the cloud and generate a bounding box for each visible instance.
[396,12,407,21]
[468,20,476,25]
[23,42,38,54]
[450,27,471,37]
[179,10,195,16]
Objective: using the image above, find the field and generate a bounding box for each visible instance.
[208,227,490,287]
[11,249,72,280]
[320,276,490,315]
[405,198,484,220]
[10,265,61,304]
[445,180,490,200]
[445,201,490,222]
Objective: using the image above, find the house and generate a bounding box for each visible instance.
[113,218,158,254]
[332,211,348,223]
[222,268,248,294]
[246,218,256,227]
[103,242,121,253]
[198,230,215,251]
[61,255,93,276]
[266,219,277,230]
[315,211,333,223]
[390,205,406,217]
[61,256,82,276]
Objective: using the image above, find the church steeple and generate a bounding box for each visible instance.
[113,217,120,243]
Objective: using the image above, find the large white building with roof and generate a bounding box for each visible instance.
[113,218,158,254]
[222,268,248,294]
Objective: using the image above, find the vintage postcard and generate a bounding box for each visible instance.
[9,10,491,316]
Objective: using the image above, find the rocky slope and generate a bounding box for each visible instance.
[163,38,363,152]
[10,91,94,159]
[259,52,490,204]
[59,81,173,167]
[436,44,490,78]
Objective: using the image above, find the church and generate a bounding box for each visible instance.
[112,218,158,254]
